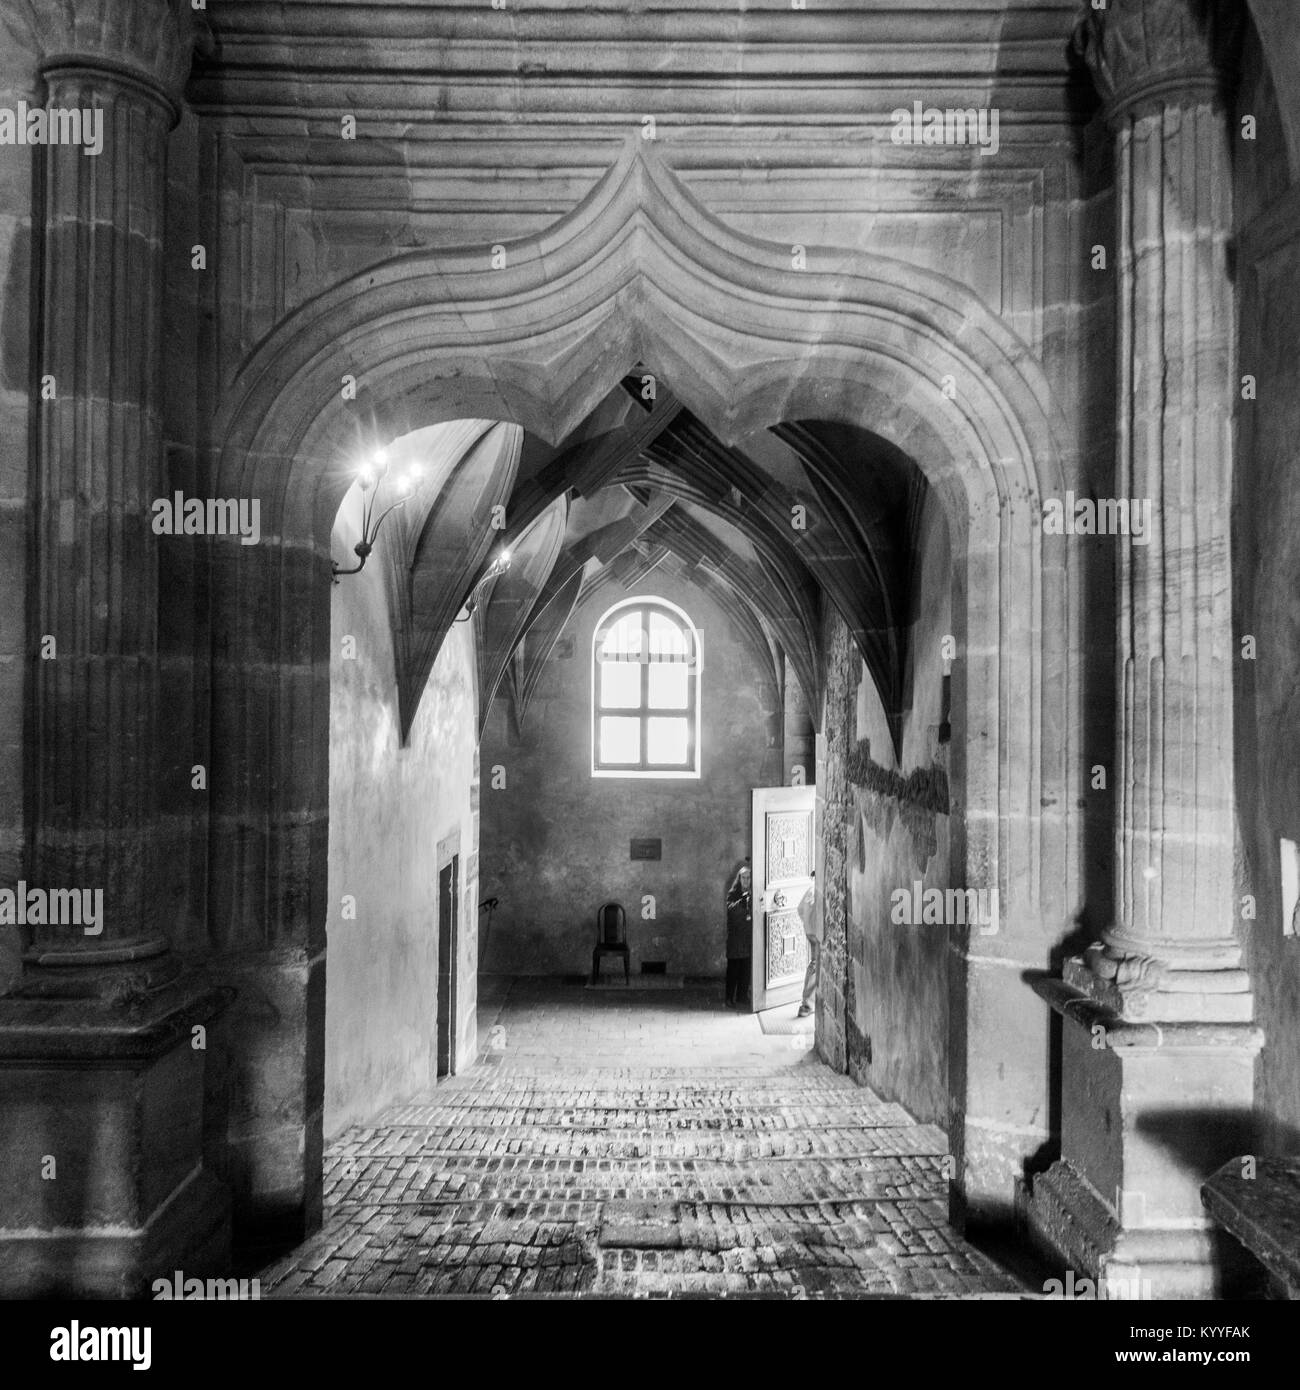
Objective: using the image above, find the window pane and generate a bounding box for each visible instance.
[600,612,642,660]
[600,661,641,709]
[646,717,689,765]
[599,717,641,764]
[648,610,688,661]
[647,662,688,709]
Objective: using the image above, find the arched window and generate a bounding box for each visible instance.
[592,597,701,777]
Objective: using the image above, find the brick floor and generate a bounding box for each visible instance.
[259,978,1023,1298]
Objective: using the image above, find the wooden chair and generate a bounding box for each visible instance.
[591,900,630,984]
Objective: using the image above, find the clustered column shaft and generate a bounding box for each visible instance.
[1077,0,1249,1021]
[26,43,183,967]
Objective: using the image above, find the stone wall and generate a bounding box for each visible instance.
[1234,28,1300,1156]
[821,496,954,1128]
[814,611,855,1075]
[324,487,479,1137]
[479,574,780,978]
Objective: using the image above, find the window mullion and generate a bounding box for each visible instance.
[639,608,651,769]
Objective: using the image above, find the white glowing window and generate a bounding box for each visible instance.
[601,611,643,661]
[647,662,688,710]
[600,662,641,709]
[599,717,641,763]
[592,598,700,778]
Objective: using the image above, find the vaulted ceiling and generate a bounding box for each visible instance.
[364,370,929,758]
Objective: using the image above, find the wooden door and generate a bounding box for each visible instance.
[750,785,816,1012]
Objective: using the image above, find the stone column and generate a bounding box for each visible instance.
[1027,0,1261,1298]
[24,27,186,979]
[0,0,230,1296]
[1081,0,1248,1023]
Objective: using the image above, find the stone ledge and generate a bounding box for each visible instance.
[1202,1157,1300,1298]
[0,980,233,1064]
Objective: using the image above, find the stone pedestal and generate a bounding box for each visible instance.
[217,949,325,1254]
[1028,980,1261,1298]
[0,981,232,1298]
[1026,0,1257,1298]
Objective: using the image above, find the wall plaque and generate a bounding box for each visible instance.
[630,838,662,861]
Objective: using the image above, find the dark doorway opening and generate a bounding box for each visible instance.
[437,854,459,1079]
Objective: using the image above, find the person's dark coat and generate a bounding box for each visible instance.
[726,883,752,959]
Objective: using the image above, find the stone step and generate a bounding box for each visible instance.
[261,1197,1017,1299]
[325,1181,946,1207]
[437,1073,862,1091]
[322,1153,948,1203]
[382,1106,918,1129]
[405,1073,889,1095]
[402,1093,904,1111]
[327,1127,950,1162]
[325,1150,944,1175]
[295,1198,964,1241]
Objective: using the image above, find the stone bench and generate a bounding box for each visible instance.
[1202,1157,1300,1299]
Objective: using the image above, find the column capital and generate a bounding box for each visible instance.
[9,0,209,118]
[1073,0,1243,122]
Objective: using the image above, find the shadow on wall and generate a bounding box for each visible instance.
[1137,1108,1295,1298]
[1030,915,1105,1170]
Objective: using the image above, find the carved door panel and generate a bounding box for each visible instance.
[750,785,816,1012]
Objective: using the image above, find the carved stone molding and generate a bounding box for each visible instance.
[1083,940,1167,1013]
[1074,0,1244,119]
[4,0,203,113]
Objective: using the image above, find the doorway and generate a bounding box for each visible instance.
[437,852,459,1079]
[750,784,817,1012]
[215,141,1072,1244]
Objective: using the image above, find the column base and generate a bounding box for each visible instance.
[0,1168,231,1300]
[0,973,234,1298]
[1025,1159,1257,1299]
[1026,970,1263,1300]
[1065,952,1254,1024]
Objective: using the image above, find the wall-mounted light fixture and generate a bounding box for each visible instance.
[454,549,513,621]
[332,448,423,581]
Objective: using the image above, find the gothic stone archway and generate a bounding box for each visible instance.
[209,140,1077,1245]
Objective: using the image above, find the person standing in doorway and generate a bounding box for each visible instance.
[796,870,819,1019]
[725,861,753,1008]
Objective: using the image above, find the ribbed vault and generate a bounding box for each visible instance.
[371,370,927,756]
[361,353,923,756]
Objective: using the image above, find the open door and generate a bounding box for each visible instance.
[750,785,816,1012]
